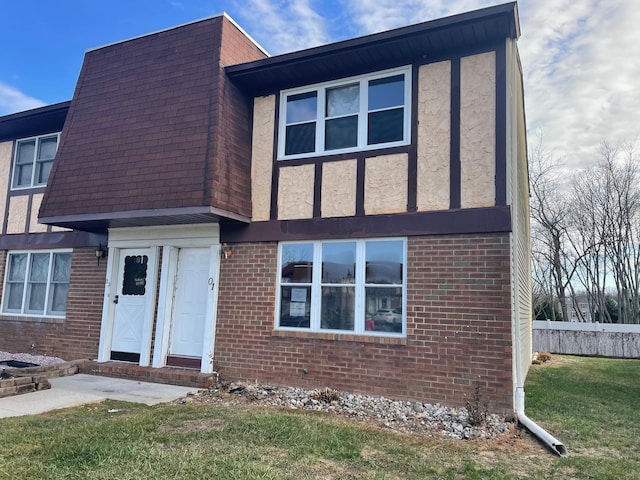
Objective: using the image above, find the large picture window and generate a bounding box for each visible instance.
[12,133,60,189]
[278,67,411,159]
[277,239,405,335]
[2,251,72,317]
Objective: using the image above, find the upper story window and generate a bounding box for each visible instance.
[278,67,411,160]
[12,133,60,189]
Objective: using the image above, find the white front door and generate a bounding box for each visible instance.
[111,249,151,361]
[169,247,211,357]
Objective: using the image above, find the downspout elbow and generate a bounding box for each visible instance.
[515,387,567,456]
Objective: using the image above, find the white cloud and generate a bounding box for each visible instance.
[341,0,496,34]
[340,0,640,170]
[521,0,640,169]
[233,0,328,54]
[0,82,45,115]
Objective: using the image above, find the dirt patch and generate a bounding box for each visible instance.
[532,354,580,369]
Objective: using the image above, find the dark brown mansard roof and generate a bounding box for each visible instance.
[39,15,267,232]
[226,2,520,95]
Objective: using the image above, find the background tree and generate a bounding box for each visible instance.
[530,136,640,324]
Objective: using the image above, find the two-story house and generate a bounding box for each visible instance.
[0,2,531,415]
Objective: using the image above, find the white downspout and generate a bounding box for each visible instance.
[507,38,567,457]
[515,387,567,456]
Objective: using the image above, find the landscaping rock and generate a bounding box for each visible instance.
[184,381,512,440]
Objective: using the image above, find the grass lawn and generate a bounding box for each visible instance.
[0,355,638,479]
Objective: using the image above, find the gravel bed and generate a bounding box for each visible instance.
[183,382,513,440]
[0,351,66,367]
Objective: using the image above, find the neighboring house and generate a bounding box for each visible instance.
[0,102,107,359]
[0,2,531,414]
[567,295,593,322]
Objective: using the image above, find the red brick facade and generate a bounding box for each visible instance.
[215,233,513,413]
[0,248,105,360]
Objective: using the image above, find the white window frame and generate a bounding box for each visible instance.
[277,66,412,160]
[275,238,407,336]
[1,250,72,318]
[11,132,60,190]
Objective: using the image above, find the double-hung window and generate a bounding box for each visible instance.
[279,67,411,159]
[2,251,72,317]
[12,133,60,189]
[277,239,405,335]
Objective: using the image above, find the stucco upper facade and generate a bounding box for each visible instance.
[247,50,499,224]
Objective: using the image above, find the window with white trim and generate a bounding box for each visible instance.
[277,239,405,335]
[278,67,411,159]
[11,133,60,189]
[2,251,72,317]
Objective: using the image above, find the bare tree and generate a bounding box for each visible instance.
[529,133,574,320]
[568,140,640,323]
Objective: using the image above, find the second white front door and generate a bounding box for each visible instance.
[169,247,211,357]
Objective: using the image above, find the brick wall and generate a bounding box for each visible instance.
[215,233,514,414]
[0,248,105,360]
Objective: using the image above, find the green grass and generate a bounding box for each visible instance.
[0,355,638,479]
[525,356,640,480]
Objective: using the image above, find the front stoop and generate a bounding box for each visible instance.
[77,360,219,389]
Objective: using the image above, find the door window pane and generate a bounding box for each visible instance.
[122,255,148,296]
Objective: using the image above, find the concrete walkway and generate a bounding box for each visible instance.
[0,374,198,418]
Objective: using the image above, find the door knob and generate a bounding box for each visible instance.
[113,295,119,304]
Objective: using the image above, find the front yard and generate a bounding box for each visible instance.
[0,355,638,479]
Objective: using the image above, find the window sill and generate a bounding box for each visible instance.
[271,329,407,345]
[0,314,64,324]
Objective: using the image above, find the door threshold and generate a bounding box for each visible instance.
[110,351,141,363]
[166,355,201,369]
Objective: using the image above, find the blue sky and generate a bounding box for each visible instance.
[0,0,638,169]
